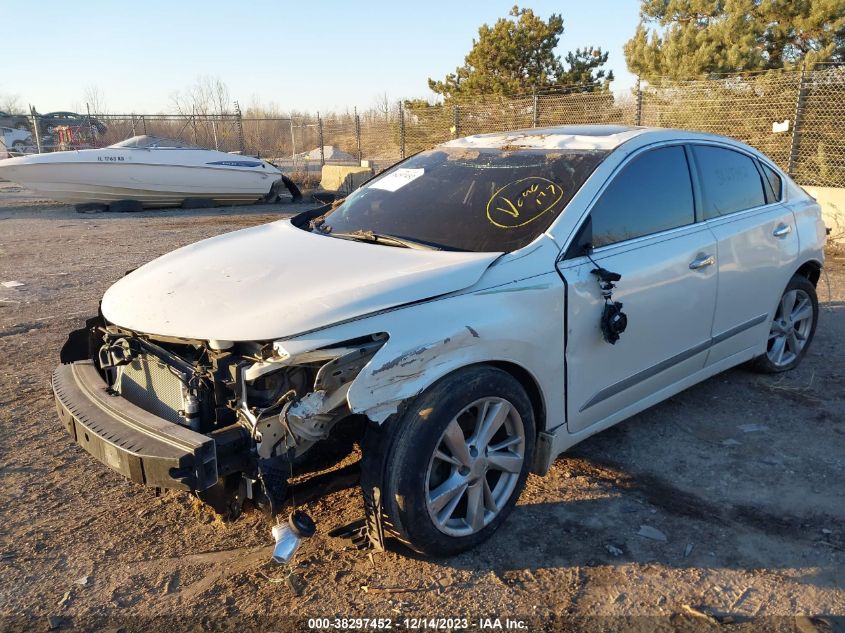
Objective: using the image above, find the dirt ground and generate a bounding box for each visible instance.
[1,181,844,633]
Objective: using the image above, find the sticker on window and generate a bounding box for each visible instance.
[369,168,425,192]
[486,177,565,228]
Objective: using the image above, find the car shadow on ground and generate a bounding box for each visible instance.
[381,301,845,590]
[394,483,845,589]
[0,200,317,222]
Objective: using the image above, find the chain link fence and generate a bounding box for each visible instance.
[5,64,843,187]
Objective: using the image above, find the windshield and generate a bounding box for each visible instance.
[109,135,202,149]
[320,147,607,252]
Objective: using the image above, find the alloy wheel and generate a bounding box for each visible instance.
[424,397,526,537]
[767,288,813,367]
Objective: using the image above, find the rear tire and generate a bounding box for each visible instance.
[751,274,818,373]
[181,197,215,209]
[75,202,108,213]
[376,366,535,557]
[108,199,144,213]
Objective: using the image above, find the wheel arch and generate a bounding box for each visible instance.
[353,354,549,437]
[485,360,547,435]
[795,259,822,287]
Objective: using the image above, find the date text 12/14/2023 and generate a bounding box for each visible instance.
[306,617,529,630]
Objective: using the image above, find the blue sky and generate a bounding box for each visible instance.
[2,1,642,115]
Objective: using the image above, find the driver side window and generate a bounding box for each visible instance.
[589,145,696,248]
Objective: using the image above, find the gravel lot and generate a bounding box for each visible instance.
[1,182,844,632]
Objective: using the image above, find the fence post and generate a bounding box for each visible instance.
[86,103,96,146]
[453,104,460,138]
[635,77,643,127]
[29,106,42,153]
[399,102,405,159]
[233,100,245,154]
[211,117,219,151]
[787,64,809,177]
[532,88,538,128]
[318,112,325,166]
[355,107,362,163]
[289,119,296,165]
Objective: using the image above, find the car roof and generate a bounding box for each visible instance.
[442,125,647,151]
[441,124,761,154]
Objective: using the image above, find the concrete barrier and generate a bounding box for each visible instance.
[320,164,373,195]
[803,186,845,245]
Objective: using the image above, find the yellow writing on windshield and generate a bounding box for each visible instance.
[486,177,565,228]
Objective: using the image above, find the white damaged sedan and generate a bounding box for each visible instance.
[54,125,826,556]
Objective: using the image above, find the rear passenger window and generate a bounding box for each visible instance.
[694,146,766,218]
[760,162,782,201]
[589,145,695,248]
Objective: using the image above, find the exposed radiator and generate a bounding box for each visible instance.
[116,354,191,425]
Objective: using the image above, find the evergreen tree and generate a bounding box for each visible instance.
[625,0,845,82]
[428,6,613,99]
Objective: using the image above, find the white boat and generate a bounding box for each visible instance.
[0,135,284,208]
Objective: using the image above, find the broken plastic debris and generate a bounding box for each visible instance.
[682,604,723,625]
[605,544,623,557]
[287,391,328,419]
[637,525,668,542]
[1,281,24,288]
[738,423,769,433]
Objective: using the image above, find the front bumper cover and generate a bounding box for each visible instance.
[52,361,218,491]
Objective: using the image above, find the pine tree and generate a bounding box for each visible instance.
[625,0,845,82]
[428,6,613,100]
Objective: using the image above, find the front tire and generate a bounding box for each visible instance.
[378,366,535,556]
[752,273,818,373]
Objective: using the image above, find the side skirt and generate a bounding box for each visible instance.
[538,344,758,471]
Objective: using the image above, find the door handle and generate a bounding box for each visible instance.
[689,254,715,270]
[773,223,792,238]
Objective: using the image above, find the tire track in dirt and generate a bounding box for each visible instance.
[564,457,845,551]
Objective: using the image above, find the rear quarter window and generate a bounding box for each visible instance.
[693,145,767,218]
[760,162,783,201]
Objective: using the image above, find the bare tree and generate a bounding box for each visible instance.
[171,76,232,116]
[372,92,392,120]
[0,92,23,114]
[82,85,108,115]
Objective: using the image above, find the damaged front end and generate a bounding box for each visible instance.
[54,313,386,519]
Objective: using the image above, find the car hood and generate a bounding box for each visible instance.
[101,219,502,341]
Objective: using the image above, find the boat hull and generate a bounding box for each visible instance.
[0,149,282,207]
